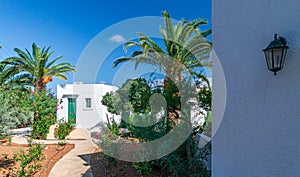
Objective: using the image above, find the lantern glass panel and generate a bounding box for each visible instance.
[273,48,283,69]
[281,48,288,68]
[264,49,273,70]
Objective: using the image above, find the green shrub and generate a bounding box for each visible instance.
[0,87,33,137]
[132,162,152,177]
[12,144,44,177]
[106,115,119,136]
[31,90,57,139]
[54,118,75,140]
[0,85,57,140]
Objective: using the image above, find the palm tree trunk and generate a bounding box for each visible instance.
[164,69,193,164]
[34,79,46,91]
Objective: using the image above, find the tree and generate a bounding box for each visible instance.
[113,11,211,85]
[113,11,211,125]
[102,78,151,114]
[1,43,76,90]
[112,11,212,171]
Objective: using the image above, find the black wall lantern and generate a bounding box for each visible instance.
[263,34,289,75]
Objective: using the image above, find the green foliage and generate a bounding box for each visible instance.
[0,87,57,140]
[12,144,44,177]
[101,77,211,176]
[128,78,151,113]
[102,10,212,176]
[0,87,33,138]
[102,78,151,115]
[31,90,57,139]
[198,87,212,111]
[132,162,153,177]
[202,111,212,137]
[54,118,75,140]
[103,154,118,167]
[126,114,170,141]
[2,153,9,159]
[101,92,118,114]
[113,11,211,87]
[107,122,119,136]
[157,138,211,177]
[57,141,67,147]
[99,132,121,162]
[7,136,12,145]
[0,43,76,90]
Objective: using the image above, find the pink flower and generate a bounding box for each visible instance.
[94,134,99,139]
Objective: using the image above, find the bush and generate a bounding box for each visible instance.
[54,118,75,140]
[0,87,33,138]
[132,162,152,177]
[31,90,57,139]
[101,77,212,176]
[12,144,44,177]
[0,87,57,140]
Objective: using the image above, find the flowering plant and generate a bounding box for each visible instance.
[31,90,57,139]
[54,118,75,140]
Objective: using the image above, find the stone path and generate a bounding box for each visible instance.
[48,140,95,177]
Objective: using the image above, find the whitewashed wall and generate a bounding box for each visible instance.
[57,83,119,129]
[213,0,300,176]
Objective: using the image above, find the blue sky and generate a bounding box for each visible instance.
[0,0,211,92]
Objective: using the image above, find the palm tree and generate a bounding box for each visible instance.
[113,11,212,162]
[113,11,212,120]
[113,11,211,86]
[1,43,76,90]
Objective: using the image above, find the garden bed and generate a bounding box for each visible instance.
[0,140,74,177]
[90,149,162,177]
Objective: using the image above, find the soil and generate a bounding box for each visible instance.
[90,149,163,177]
[0,140,74,177]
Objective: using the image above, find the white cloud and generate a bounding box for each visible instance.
[109,34,125,43]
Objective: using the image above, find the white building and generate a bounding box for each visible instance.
[213,0,300,176]
[57,82,207,129]
[56,82,119,129]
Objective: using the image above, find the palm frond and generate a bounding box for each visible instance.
[113,57,132,68]
[123,41,141,52]
[162,11,175,41]
[46,55,63,68]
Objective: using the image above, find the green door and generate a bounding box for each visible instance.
[68,98,76,123]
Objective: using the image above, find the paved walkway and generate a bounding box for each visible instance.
[48,140,95,177]
[11,128,97,177]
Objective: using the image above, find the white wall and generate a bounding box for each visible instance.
[57,83,119,129]
[213,0,300,176]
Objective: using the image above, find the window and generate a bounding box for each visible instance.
[85,98,91,108]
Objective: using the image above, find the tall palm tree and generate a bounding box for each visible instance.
[113,11,212,86]
[113,11,212,121]
[112,11,212,161]
[1,43,76,90]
